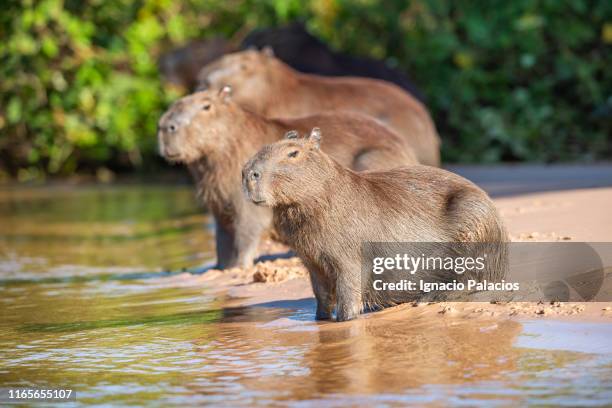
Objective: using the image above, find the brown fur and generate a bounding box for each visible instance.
[243,130,508,321]
[197,50,441,166]
[158,89,418,269]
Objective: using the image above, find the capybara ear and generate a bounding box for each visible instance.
[262,46,274,58]
[219,85,232,103]
[308,127,321,149]
[284,130,299,139]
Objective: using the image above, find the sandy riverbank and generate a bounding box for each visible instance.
[158,186,612,323]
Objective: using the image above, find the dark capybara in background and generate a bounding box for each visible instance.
[243,129,507,321]
[158,88,418,269]
[157,23,424,102]
[198,50,440,166]
[240,23,425,102]
[158,37,232,90]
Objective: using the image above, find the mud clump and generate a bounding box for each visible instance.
[252,258,308,283]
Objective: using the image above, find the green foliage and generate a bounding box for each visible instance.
[1,0,611,179]
[0,0,220,179]
[309,0,612,162]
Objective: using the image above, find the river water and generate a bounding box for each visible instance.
[1,184,611,406]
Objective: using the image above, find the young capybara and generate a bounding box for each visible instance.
[242,129,508,322]
[158,88,418,269]
[197,49,441,166]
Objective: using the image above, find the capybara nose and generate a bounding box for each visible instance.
[159,116,179,134]
[167,122,178,133]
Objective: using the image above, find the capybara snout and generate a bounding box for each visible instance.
[157,111,184,159]
[157,96,200,161]
[242,158,267,205]
[158,87,233,163]
[242,140,290,207]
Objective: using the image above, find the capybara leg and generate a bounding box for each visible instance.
[315,300,333,320]
[335,295,361,321]
[335,270,362,322]
[234,231,260,269]
[309,271,334,320]
[214,222,238,269]
[234,206,272,268]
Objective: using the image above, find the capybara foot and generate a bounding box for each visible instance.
[335,311,358,322]
[335,302,360,322]
[315,308,332,321]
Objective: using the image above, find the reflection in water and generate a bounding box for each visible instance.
[0,184,215,276]
[193,311,525,402]
[1,184,611,406]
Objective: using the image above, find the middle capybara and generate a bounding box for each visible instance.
[243,129,508,322]
[158,87,418,269]
[197,49,441,166]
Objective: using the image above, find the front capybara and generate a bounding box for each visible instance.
[243,129,508,321]
[197,49,441,166]
[158,88,418,269]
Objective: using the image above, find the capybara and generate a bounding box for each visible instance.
[158,24,424,101]
[158,88,418,269]
[197,49,440,166]
[242,129,508,321]
[240,23,425,102]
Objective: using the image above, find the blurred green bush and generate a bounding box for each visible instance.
[1,0,610,180]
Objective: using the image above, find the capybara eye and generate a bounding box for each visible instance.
[288,150,299,158]
[202,104,211,111]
